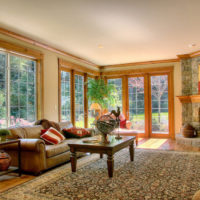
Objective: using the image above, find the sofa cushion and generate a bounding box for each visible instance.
[45,139,78,158]
[41,127,65,145]
[7,127,26,139]
[23,125,43,138]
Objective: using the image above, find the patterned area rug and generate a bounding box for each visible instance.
[1,149,200,200]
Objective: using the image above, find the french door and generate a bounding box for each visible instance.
[127,72,174,138]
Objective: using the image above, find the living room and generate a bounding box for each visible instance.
[0,0,200,199]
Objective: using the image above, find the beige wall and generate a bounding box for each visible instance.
[103,62,182,135]
[0,33,182,134]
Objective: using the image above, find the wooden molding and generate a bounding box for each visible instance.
[190,50,200,58]
[0,27,99,69]
[100,59,179,69]
[101,66,174,76]
[0,39,43,59]
[177,51,200,59]
[177,95,200,103]
[59,58,100,76]
[177,54,191,59]
[36,58,44,119]
[0,39,44,119]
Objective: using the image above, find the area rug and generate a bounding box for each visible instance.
[1,149,200,200]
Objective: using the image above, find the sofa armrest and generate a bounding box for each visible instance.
[2,139,45,152]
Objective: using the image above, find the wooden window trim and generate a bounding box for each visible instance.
[148,71,174,139]
[101,66,174,77]
[59,58,100,76]
[58,59,97,127]
[119,67,174,139]
[0,40,44,120]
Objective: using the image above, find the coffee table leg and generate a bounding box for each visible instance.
[70,151,77,172]
[107,154,114,178]
[129,141,134,161]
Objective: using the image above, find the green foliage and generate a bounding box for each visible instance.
[87,78,118,109]
[0,129,11,136]
[0,91,6,119]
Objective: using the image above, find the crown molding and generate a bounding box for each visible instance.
[177,50,200,59]
[0,27,99,69]
[100,59,179,70]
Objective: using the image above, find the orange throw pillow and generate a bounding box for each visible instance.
[40,127,65,145]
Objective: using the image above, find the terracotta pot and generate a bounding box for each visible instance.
[0,151,11,171]
[181,124,196,138]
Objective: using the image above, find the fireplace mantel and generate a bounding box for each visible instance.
[177,95,200,103]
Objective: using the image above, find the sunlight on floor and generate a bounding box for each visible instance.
[137,139,167,149]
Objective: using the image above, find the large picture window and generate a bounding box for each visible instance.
[0,52,37,128]
[107,78,122,112]
[75,74,84,127]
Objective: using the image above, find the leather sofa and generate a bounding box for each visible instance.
[3,121,93,175]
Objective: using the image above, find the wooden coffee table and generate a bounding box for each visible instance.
[68,136,135,178]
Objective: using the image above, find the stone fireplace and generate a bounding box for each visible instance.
[176,55,200,148]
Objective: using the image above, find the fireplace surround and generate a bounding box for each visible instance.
[176,56,200,148]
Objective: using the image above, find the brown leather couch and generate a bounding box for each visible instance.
[3,121,93,175]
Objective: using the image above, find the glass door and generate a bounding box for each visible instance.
[128,76,145,133]
[150,74,169,137]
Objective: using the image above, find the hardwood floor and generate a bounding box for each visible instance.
[0,138,199,193]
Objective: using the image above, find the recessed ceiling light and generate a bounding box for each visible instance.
[188,43,196,48]
[98,45,104,49]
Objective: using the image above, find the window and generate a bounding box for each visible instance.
[60,71,71,121]
[107,78,122,112]
[87,77,95,128]
[0,52,37,128]
[75,74,84,127]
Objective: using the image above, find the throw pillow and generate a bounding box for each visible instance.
[40,127,65,145]
[120,119,127,128]
[41,129,48,135]
[62,127,91,138]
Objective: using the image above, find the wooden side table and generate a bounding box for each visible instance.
[0,139,21,177]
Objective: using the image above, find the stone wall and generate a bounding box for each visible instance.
[181,56,200,130]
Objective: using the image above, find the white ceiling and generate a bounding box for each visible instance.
[0,0,200,66]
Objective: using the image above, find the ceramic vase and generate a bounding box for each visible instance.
[0,151,11,171]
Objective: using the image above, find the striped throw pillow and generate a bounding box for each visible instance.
[40,127,65,145]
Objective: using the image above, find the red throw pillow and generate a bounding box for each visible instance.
[120,119,126,128]
[62,127,91,138]
[40,127,65,145]
[41,129,48,135]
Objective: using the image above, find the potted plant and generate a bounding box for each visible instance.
[87,78,118,112]
[0,129,11,141]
